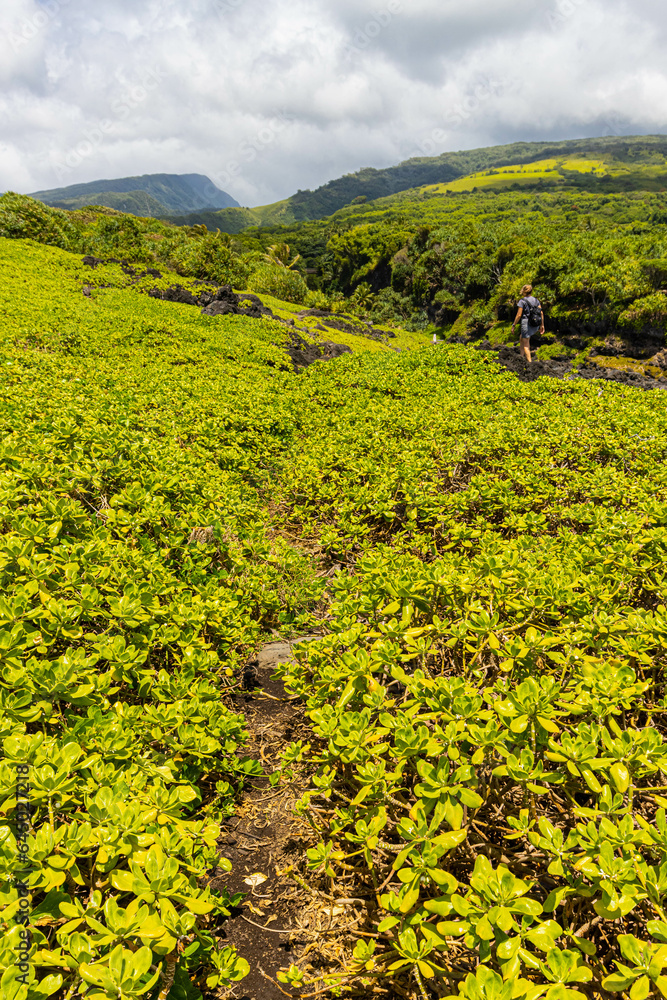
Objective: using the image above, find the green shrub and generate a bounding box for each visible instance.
[535,341,577,360]
[0,193,81,251]
[86,215,152,263]
[304,289,332,310]
[247,264,309,303]
[618,293,667,331]
[369,288,413,326]
[391,249,413,294]
[167,233,250,286]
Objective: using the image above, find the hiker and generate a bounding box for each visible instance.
[511,284,544,363]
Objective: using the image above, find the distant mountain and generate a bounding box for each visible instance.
[281,134,667,221]
[30,173,240,216]
[27,135,667,233]
[174,134,667,233]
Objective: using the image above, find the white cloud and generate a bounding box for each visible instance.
[0,0,666,203]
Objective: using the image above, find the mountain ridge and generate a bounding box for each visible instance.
[24,134,667,234]
[29,172,240,216]
[173,133,667,231]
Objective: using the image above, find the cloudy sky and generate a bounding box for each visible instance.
[1,0,666,205]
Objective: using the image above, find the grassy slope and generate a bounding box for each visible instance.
[3,234,667,996]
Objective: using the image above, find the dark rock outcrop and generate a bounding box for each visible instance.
[486,344,666,390]
[82,255,162,280]
[201,288,273,318]
[286,333,352,370]
[146,283,275,318]
[591,333,665,360]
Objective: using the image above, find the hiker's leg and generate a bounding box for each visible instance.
[520,336,532,363]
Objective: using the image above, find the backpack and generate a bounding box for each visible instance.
[524,296,542,327]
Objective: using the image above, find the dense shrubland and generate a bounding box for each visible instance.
[268,187,667,339]
[3,147,667,998]
[269,346,667,994]
[0,238,325,1000]
[6,159,667,346]
[0,195,310,308]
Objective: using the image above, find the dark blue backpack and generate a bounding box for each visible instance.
[524,296,542,327]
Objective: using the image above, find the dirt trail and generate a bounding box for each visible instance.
[209,639,318,1000]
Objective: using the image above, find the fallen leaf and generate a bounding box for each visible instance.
[244,873,269,889]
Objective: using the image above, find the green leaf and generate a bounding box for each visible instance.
[603,973,637,993]
[629,976,651,1000]
[30,974,63,997]
[377,915,400,932]
[436,920,469,936]
[433,828,468,850]
[512,899,543,916]
[109,870,135,893]
[610,762,630,794]
[649,920,667,944]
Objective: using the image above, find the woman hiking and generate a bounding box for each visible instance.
[511,284,544,364]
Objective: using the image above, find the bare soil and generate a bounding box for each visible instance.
[208,639,401,1000]
[479,343,667,390]
[209,640,313,999]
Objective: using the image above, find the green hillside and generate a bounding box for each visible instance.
[228,146,667,376]
[45,189,172,217]
[165,205,260,233]
[25,136,667,235]
[176,134,667,232]
[281,133,667,219]
[30,172,240,216]
[2,227,667,998]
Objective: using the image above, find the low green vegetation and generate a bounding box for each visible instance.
[271,346,667,994]
[2,136,667,999]
[0,237,327,1000]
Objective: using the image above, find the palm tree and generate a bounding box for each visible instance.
[263,242,301,270]
[351,282,375,316]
